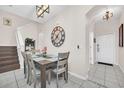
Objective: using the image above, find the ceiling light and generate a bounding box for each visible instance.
[103,10,113,21]
[36,5,49,18]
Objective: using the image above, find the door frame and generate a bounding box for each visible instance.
[89,32,118,65]
[89,31,94,64]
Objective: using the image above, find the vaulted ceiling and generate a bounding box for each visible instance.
[0,5,123,24]
[0,5,67,23]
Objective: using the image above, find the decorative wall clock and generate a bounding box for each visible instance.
[51,26,65,47]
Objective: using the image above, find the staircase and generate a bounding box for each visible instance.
[0,46,20,73]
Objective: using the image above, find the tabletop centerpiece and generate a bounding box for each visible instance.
[42,46,47,57]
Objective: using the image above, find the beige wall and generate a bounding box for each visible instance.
[119,13,124,72]
[38,6,93,79]
[0,9,33,46]
[94,21,119,36]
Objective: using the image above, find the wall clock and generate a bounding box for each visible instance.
[51,26,65,47]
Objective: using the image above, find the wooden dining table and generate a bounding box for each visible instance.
[32,54,68,88]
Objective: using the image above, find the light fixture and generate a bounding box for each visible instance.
[36,5,49,18]
[103,10,113,21]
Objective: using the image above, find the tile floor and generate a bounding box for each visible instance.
[0,63,124,88]
[88,63,124,88]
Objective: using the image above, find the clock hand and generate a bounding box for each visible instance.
[54,33,60,41]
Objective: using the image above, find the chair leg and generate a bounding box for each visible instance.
[28,69,32,85]
[34,79,37,88]
[48,70,51,85]
[24,62,26,78]
[25,65,28,79]
[28,67,34,86]
[27,67,30,84]
[56,74,59,88]
[64,72,68,83]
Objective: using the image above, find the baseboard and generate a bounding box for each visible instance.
[118,64,124,74]
[68,71,88,80]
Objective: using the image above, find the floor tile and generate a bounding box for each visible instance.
[62,80,80,88]
[0,63,124,88]
[0,81,18,88]
[92,77,104,85]
[80,81,100,88]
[105,81,120,88]
[94,71,105,80]
[69,74,84,85]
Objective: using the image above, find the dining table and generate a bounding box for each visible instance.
[32,53,68,88]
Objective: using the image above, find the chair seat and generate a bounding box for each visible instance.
[53,68,66,74]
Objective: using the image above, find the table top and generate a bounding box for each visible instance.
[32,53,58,63]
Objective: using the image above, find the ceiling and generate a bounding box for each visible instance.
[0,5,67,23]
[87,5,124,24]
[0,5,123,24]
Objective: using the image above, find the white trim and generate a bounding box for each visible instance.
[68,71,88,80]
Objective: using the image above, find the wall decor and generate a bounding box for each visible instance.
[25,38,35,51]
[3,17,12,26]
[51,26,65,47]
[119,24,123,47]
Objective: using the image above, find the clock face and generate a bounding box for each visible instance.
[51,26,65,47]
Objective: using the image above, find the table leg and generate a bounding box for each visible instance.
[64,64,68,82]
[41,64,46,88]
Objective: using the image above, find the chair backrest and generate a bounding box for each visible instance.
[21,51,28,64]
[26,53,36,77]
[57,52,70,70]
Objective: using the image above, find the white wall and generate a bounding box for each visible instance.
[0,9,33,46]
[18,22,39,49]
[87,22,95,65]
[38,6,93,79]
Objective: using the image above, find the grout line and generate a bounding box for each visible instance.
[13,71,19,88]
[88,79,107,88]
[69,77,82,86]
[87,64,107,88]
[113,66,121,87]
[104,65,106,86]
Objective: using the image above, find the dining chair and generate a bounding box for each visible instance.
[21,51,30,84]
[26,53,41,88]
[26,53,51,88]
[52,52,70,88]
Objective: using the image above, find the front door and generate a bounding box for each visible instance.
[96,34,114,64]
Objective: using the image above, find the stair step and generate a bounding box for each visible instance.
[0,56,18,61]
[0,60,19,66]
[0,46,17,52]
[0,52,17,56]
[0,49,17,52]
[0,63,20,73]
[0,46,19,73]
[0,46,16,49]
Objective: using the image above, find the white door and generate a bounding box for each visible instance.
[96,34,114,64]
